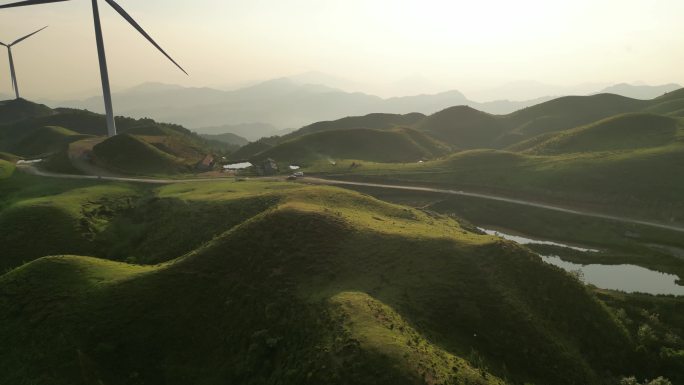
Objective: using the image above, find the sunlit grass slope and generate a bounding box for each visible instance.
[522,114,681,155]
[0,159,14,179]
[502,94,648,139]
[0,174,284,268]
[0,177,659,385]
[310,117,684,223]
[12,126,92,158]
[0,177,140,271]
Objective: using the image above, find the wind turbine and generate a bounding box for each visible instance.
[0,26,47,100]
[0,0,188,137]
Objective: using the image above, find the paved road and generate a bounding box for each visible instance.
[303,177,684,234]
[15,164,684,234]
[17,163,224,185]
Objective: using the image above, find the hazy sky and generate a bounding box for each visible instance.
[1,0,683,99]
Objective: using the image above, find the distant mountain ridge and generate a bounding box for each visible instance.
[598,83,682,100]
[43,79,680,142]
[234,87,684,164]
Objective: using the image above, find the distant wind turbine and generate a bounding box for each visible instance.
[0,26,47,100]
[0,0,188,137]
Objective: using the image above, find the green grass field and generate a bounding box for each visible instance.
[0,159,15,179]
[2,91,684,384]
[305,138,684,224]
[0,101,227,176]
[93,134,193,175]
[338,184,684,282]
[2,172,680,384]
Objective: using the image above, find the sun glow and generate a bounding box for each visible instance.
[0,0,683,99]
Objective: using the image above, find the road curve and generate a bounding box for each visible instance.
[15,164,684,234]
[303,177,684,235]
[17,164,224,184]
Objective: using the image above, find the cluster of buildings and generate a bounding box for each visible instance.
[195,155,281,176]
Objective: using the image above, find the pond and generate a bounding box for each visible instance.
[479,228,599,252]
[480,228,684,296]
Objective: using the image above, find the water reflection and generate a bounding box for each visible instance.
[478,228,599,252]
[542,256,684,296]
[480,228,684,296]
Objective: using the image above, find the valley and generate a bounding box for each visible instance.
[2,87,684,385]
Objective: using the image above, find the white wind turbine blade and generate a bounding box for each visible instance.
[10,26,48,46]
[103,0,188,75]
[0,0,69,9]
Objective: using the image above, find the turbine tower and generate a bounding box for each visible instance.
[0,26,47,100]
[0,0,187,137]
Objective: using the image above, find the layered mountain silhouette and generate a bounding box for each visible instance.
[45,78,680,140]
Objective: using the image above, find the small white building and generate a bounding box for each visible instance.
[223,162,253,171]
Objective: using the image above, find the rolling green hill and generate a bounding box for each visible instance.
[10,126,92,158]
[253,127,451,164]
[2,176,676,385]
[415,106,505,149]
[0,159,14,179]
[267,93,654,155]
[503,94,648,136]
[200,132,249,146]
[309,138,684,224]
[0,100,227,175]
[0,152,20,162]
[523,114,681,155]
[297,112,426,136]
[227,139,276,160]
[93,133,191,175]
[0,98,54,125]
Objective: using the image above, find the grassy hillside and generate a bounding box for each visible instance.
[415,106,506,149]
[503,94,648,136]
[253,127,451,164]
[3,108,141,137]
[92,134,191,175]
[200,132,249,146]
[0,100,225,175]
[10,126,92,158]
[3,177,673,384]
[308,138,684,224]
[0,159,14,179]
[523,114,681,155]
[297,112,426,136]
[0,98,54,125]
[227,139,276,160]
[0,174,140,271]
[0,152,19,162]
[265,93,655,156]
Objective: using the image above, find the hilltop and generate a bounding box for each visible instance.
[415,106,505,149]
[200,132,249,147]
[2,174,679,384]
[599,83,682,100]
[230,92,675,164]
[0,98,54,125]
[519,113,681,155]
[47,79,552,131]
[0,100,232,176]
